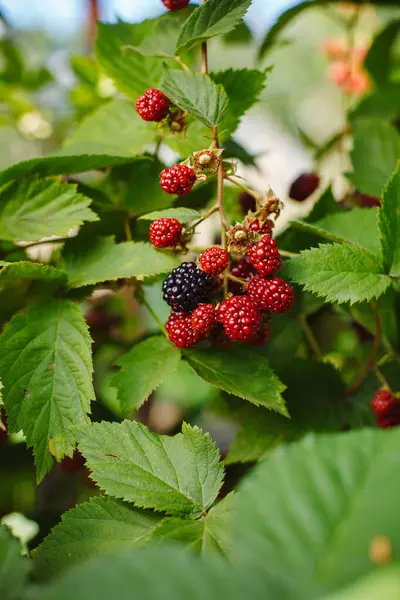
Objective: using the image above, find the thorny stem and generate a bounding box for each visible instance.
[225,175,261,202]
[298,314,323,360]
[188,205,219,231]
[346,301,382,395]
[140,293,168,338]
[124,216,132,241]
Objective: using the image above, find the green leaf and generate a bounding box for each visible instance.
[184,345,288,416]
[151,494,233,558]
[349,119,400,197]
[211,68,268,139]
[125,12,193,59]
[364,19,400,86]
[112,336,181,414]
[234,428,400,597]
[0,261,66,286]
[289,219,348,245]
[324,567,400,600]
[33,497,161,580]
[306,187,340,223]
[0,525,31,600]
[315,208,380,255]
[139,208,201,222]
[378,164,400,275]
[0,177,98,242]
[160,69,228,128]
[351,86,400,121]
[284,243,391,305]
[95,21,163,101]
[0,300,94,482]
[63,237,178,288]
[78,421,224,517]
[176,0,252,55]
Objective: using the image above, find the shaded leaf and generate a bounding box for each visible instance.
[139,208,201,222]
[0,525,31,600]
[364,19,400,86]
[0,261,66,286]
[378,164,400,275]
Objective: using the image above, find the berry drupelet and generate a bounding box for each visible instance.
[192,304,216,336]
[248,276,294,313]
[247,236,282,276]
[149,218,182,248]
[160,164,197,196]
[161,0,190,10]
[289,172,320,202]
[166,312,201,348]
[162,262,213,313]
[136,89,169,122]
[217,295,261,342]
[200,247,229,276]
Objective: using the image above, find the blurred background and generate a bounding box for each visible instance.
[0,0,399,549]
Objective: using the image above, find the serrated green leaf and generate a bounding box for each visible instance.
[63,237,178,288]
[112,336,181,414]
[78,421,224,517]
[211,68,268,139]
[289,220,348,244]
[176,0,252,55]
[33,497,161,580]
[315,208,380,255]
[139,208,201,222]
[151,494,233,558]
[0,300,94,482]
[378,164,400,275]
[284,243,391,305]
[0,177,98,242]
[234,429,400,597]
[349,119,400,197]
[364,19,400,86]
[95,21,163,101]
[125,11,194,59]
[184,346,288,416]
[0,525,31,600]
[0,261,66,286]
[160,69,228,128]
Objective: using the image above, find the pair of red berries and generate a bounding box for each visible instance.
[371,390,400,429]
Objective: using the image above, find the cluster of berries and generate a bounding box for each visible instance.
[371,390,400,429]
[148,214,294,348]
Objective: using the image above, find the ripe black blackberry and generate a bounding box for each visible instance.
[162,262,213,313]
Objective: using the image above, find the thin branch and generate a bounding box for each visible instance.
[140,295,168,338]
[298,314,323,360]
[187,205,219,231]
[279,249,298,258]
[124,216,132,241]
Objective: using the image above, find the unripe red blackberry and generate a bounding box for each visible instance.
[247,236,282,276]
[161,0,190,10]
[166,312,201,348]
[289,172,320,202]
[248,219,273,235]
[192,304,216,336]
[160,164,197,196]
[246,322,270,346]
[371,390,400,429]
[136,89,169,122]
[248,276,294,313]
[200,247,229,276]
[162,262,213,313]
[217,295,261,342]
[149,218,182,248]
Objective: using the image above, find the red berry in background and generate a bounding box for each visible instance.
[372,390,400,429]
[356,193,381,208]
[160,164,197,196]
[200,247,229,276]
[136,89,169,122]
[217,295,261,343]
[166,312,201,348]
[248,276,294,313]
[246,321,270,346]
[289,172,320,202]
[247,236,282,276]
[230,256,256,294]
[161,0,190,10]
[149,218,182,248]
[192,304,216,336]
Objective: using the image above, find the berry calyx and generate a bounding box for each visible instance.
[371,390,400,429]
[160,164,197,196]
[217,295,261,342]
[166,312,201,348]
[149,218,182,248]
[162,262,213,313]
[247,236,282,276]
[161,0,190,10]
[248,276,294,313]
[136,89,169,122]
[289,172,320,202]
[192,304,216,336]
[200,247,229,276]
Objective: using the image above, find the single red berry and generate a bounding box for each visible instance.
[247,236,282,276]
[166,312,201,348]
[371,390,396,418]
[149,218,182,248]
[136,89,169,122]
[160,164,197,196]
[192,304,216,336]
[217,295,261,342]
[356,193,381,208]
[289,172,320,202]
[200,247,229,276]
[248,276,294,313]
[161,0,190,10]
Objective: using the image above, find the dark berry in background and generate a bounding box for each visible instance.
[356,193,381,208]
[162,262,213,313]
[162,0,190,10]
[239,191,257,215]
[289,172,320,202]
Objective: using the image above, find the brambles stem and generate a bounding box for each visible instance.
[225,175,260,202]
[227,273,247,285]
[347,302,382,395]
[279,249,298,258]
[298,314,323,360]
[124,216,132,241]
